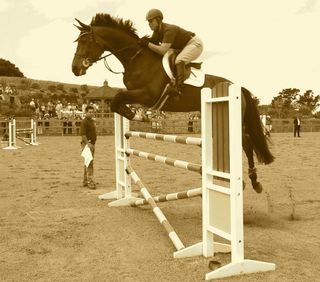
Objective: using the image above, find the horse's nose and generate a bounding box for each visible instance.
[72,65,80,76]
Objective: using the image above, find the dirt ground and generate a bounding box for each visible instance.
[1,132,320,282]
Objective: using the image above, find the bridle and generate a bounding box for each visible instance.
[74,30,142,75]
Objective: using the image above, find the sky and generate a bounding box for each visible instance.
[1,0,320,104]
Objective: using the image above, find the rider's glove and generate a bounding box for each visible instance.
[138,36,150,48]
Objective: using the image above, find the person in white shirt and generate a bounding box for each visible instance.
[293,116,301,137]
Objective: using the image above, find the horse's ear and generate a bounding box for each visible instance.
[73,24,82,31]
[75,18,90,30]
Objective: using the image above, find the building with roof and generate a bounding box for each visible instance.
[85,80,124,113]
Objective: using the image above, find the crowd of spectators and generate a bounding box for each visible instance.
[29,98,86,120]
[0,84,17,103]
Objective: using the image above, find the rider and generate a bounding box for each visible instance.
[138,9,204,97]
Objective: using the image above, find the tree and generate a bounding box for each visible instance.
[19,78,32,90]
[70,87,79,94]
[0,58,24,77]
[31,82,41,89]
[297,90,320,114]
[48,85,57,92]
[56,83,65,92]
[271,88,300,118]
[271,88,300,109]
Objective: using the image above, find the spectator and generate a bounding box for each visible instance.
[265,115,272,137]
[47,101,54,117]
[40,104,46,117]
[81,102,87,119]
[293,116,301,137]
[30,98,36,113]
[0,85,4,101]
[188,114,194,133]
[80,105,97,189]
[55,101,63,119]
[43,112,50,135]
[75,115,82,135]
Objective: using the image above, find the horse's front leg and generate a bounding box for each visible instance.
[242,133,263,193]
[110,88,152,121]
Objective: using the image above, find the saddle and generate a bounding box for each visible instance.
[152,50,205,111]
[162,49,205,87]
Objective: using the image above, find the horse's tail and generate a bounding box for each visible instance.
[242,87,275,164]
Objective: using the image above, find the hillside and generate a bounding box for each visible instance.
[0,76,100,93]
[0,76,101,117]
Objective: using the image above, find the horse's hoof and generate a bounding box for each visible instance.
[253,182,263,194]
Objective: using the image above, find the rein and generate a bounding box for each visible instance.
[94,45,142,75]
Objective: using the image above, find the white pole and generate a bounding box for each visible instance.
[3,119,18,150]
[12,119,17,147]
[30,119,39,145]
[99,113,139,203]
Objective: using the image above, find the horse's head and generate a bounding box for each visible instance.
[72,19,104,76]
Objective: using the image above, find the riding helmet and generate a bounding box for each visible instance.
[146,9,163,21]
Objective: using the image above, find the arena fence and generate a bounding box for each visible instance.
[1,116,319,138]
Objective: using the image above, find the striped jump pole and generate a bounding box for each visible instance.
[16,119,39,146]
[125,131,201,146]
[126,165,185,251]
[125,148,202,174]
[131,187,201,207]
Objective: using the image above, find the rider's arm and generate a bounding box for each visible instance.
[148,42,171,56]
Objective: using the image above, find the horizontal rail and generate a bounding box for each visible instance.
[125,148,202,174]
[125,131,201,146]
[131,187,202,206]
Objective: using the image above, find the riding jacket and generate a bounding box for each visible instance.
[150,22,195,50]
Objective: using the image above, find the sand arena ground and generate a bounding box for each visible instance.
[1,132,320,281]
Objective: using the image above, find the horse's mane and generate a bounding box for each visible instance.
[90,13,139,39]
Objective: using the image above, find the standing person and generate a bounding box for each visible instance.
[29,98,36,113]
[138,8,204,97]
[293,116,301,137]
[80,105,97,189]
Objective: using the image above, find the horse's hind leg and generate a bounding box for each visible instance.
[243,133,263,193]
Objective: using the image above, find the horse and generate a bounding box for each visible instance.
[71,13,274,193]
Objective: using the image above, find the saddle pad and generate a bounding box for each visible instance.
[162,50,205,87]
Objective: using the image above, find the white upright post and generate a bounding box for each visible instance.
[173,82,275,280]
[30,119,39,145]
[202,83,275,280]
[99,113,140,205]
[3,119,18,150]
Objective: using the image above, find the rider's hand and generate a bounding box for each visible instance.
[138,36,150,48]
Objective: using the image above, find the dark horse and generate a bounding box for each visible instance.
[71,13,274,193]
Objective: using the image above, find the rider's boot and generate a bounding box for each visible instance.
[166,61,185,99]
[174,61,185,97]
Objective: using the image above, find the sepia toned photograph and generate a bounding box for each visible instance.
[1,1,320,281]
